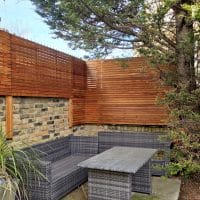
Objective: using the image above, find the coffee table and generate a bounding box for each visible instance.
[78,146,157,200]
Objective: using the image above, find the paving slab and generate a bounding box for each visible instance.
[133,177,181,200]
[62,177,181,200]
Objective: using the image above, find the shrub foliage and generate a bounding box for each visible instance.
[163,88,200,177]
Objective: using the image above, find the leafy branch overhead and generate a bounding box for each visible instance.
[31,0,199,91]
[31,0,177,56]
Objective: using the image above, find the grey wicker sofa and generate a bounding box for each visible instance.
[23,131,170,200]
[23,135,98,200]
[98,131,171,176]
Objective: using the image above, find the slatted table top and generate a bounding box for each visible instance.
[78,146,157,173]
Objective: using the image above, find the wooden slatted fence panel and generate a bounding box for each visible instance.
[0,30,12,95]
[10,34,72,97]
[0,31,75,98]
[84,61,99,123]
[85,58,169,125]
[70,58,87,125]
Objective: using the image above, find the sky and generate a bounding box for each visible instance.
[0,0,132,59]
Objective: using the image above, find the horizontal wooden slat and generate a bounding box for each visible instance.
[0,31,12,95]
[0,30,75,98]
[84,58,169,125]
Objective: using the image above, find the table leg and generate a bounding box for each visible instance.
[88,169,132,200]
[132,160,152,194]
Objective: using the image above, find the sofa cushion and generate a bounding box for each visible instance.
[52,155,90,181]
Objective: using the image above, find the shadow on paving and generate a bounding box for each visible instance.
[62,177,181,200]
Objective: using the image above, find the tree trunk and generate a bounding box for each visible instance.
[175,5,196,92]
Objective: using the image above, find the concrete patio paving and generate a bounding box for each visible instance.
[62,177,181,200]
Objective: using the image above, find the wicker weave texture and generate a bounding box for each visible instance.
[23,160,52,200]
[71,136,98,155]
[132,161,152,194]
[22,135,98,200]
[88,169,132,200]
[98,131,171,176]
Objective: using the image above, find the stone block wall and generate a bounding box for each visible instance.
[0,97,6,132]
[72,124,167,136]
[12,97,70,146]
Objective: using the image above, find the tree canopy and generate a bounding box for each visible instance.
[31,0,199,90]
[30,0,179,56]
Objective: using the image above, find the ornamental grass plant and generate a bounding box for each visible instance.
[0,128,46,200]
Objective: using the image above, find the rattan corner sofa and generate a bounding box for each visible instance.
[23,132,171,200]
[23,135,98,200]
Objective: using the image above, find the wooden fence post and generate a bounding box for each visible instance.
[6,96,13,139]
[68,99,73,128]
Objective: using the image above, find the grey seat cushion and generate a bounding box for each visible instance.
[52,155,90,181]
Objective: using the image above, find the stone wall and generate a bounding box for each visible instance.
[12,97,70,146]
[0,97,6,132]
[72,124,167,136]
